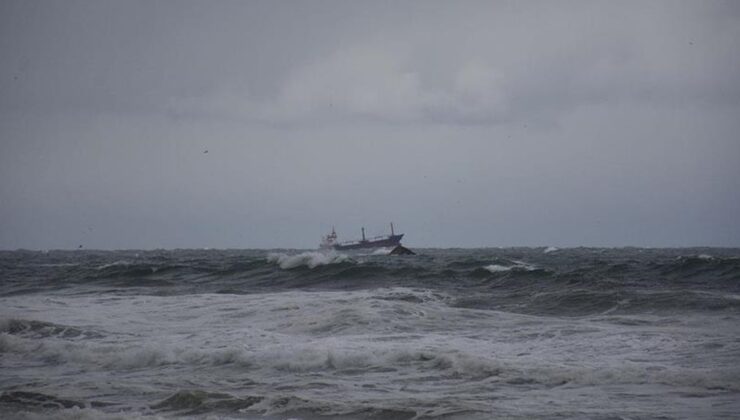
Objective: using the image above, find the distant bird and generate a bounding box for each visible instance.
[203,150,208,154]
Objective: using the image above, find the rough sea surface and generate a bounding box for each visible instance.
[1,247,739,419]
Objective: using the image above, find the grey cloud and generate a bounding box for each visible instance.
[4,1,738,124]
[1,1,739,249]
[163,1,740,126]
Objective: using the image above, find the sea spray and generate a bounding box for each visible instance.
[266,251,352,269]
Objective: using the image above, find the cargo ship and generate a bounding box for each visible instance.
[320,223,404,250]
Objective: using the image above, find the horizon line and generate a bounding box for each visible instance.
[2,245,739,252]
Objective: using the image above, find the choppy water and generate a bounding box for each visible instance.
[1,247,739,419]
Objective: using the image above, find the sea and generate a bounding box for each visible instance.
[1,247,739,419]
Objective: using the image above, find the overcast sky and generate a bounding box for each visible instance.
[1,0,739,249]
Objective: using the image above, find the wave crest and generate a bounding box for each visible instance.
[266,251,352,269]
[484,261,537,273]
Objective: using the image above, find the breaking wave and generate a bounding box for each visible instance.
[4,318,737,394]
[266,251,353,269]
[3,246,740,419]
[483,264,512,272]
[483,260,537,273]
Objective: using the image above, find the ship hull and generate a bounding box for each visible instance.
[332,234,404,250]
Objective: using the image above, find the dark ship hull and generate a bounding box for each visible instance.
[332,234,404,250]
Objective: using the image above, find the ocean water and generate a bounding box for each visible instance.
[1,247,739,419]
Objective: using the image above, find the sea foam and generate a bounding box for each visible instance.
[484,260,537,273]
[266,251,352,269]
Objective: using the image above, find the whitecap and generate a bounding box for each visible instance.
[484,261,537,273]
[266,251,352,269]
[512,260,538,271]
[484,264,513,272]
